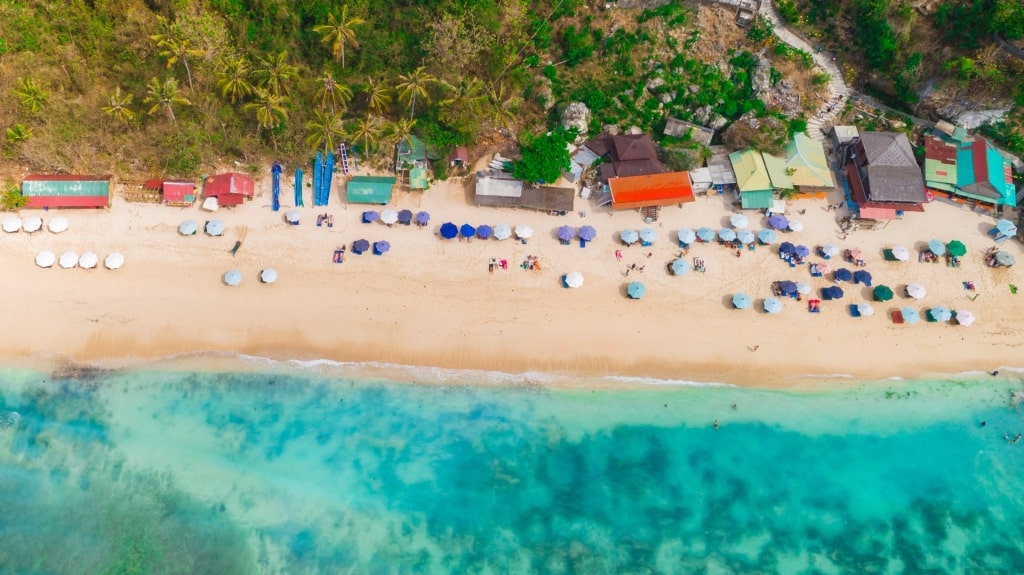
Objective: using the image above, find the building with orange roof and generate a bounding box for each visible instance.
[609,171,695,211]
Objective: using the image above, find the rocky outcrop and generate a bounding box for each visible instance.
[560,102,591,140]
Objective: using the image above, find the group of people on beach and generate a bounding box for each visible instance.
[317,213,334,227]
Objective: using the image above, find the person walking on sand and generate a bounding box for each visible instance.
[615,250,623,262]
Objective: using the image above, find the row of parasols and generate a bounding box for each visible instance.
[223,269,277,286]
[180,219,226,236]
[359,210,430,226]
[730,292,973,323]
[676,227,778,246]
[350,239,390,255]
[3,216,70,234]
[35,251,123,269]
[438,223,597,242]
[721,213,804,232]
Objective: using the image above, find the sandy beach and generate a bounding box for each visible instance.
[2,164,1021,388]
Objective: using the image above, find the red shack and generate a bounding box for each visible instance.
[203,173,255,207]
[21,175,113,209]
[609,171,696,211]
[145,179,197,206]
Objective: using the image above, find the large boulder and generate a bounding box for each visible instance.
[560,102,591,141]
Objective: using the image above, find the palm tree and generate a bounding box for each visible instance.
[315,72,353,115]
[254,51,299,98]
[101,87,136,128]
[244,88,288,150]
[216,57,254,104]
[313,5,365,69]
[363,76,391,115]
[438,77,486,126]
[13,77,47,114]
[305,109,346,154]
[347,115,385,156]
[486,82,521,132]
[386,117,417,152]
[152,35,206,91]
[143,77,191,127]
[395,66,437,120]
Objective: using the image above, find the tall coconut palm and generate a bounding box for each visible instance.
[386,118,417,153]
[347,115,385,156]
[101,87,136,128]
[315,72,353,115]
[143,77,191,127]
[486,82,521,132]
[244,89,289,149]
[12,77,47,114]
[216,57,254,104]
[305,109,346,154]
[395,66,437,120]
[152,35,206,91]
[254,51,299,98]
[313,5,365,69]
[438,77,486,126]
[363,76,391,115]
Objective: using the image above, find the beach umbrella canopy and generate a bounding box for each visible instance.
[787,220,804,232]
[795,282,812,295]
[627,281,646,299]
[779,242,797,255]
[955,310,976,326]
[515,225,533,239]
[460,224,476,238]
[578,225,597,241]
[493,224,512,240]
[260,269,278,284]
[794,244,810,258]
[35,250,56,268]
[398,209,414,225]
[285,210,300,224]
[48,216,69,233]
[873,285,894,301]
[906,283,927,299]
[833,268,853,282]
[995,251,1015,267]
[104,252,124,270]
[891,245,910,261]
[730,213,750,229]
[927,239,946,255]
[732,293,752,310]
[671,258,690,275]
[718,228,737,242]
[179,219,198,235]
[757,228,776,244]
[22,216,42,233]
[763,297,783,314]
[849,248,865,261]
[2,215,22,233]
[928,306,952,322]
[901,307,920,324]
[947,240,966,257]
[380,210,399,225]
[778,281,798,297]
[362,210,380,223]
[557,225,575,242]
[59,251,79,269]
[223,270,242,286]
[768,215,789,230]
[853,270,872,286]
[416,211,430,225]
[205,219,225,236]
[822,285,844,300]
[440,222,458,239]
[352,239,370,254]
[821,244,840,257]
[857,303,875,317]
[477,225,493,239]
[996,219,1017,234]
[373,240,391,254]
[620,229,639,245]
[564,271,584,288]
[737,230,756,245]
[696,227,716,242]
[78,252,98,269]
[816,262,832,274]
[639,228,658,244]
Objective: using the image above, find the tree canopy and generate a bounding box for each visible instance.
[512,129,574,184]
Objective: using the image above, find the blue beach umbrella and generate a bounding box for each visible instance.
[440,222,458,239]
[757,229,776,244]
[205,219,225,236]
[373,240,391,255]
[639,228,658,245]
[223,270,242,286]
[477,225,493,240]
[737,230,756,245]
[732,293,752,310]
[902,306,920,324]
[927,239,946,255]
[178,220,198,235]
[627,282,646,299]
[352,239,370,254]
[763,297,783,314]
[620,229,640,245]
[718,228,737,242]
[362,210,379,223]
[416,211,430,225]
[557,225,575,242]
[996,219,1017,235]
[460,224,476,238]
[670,259,690,275]
[928,306,952,322]
[730,213,750,229]
[696,227,716,242]
[397,209,413,225]
[769,214,789,230]
[833,268,853,282]
[778,281,798,297]
[794,245,810,258]
[853,270,872,286]
[821,286,844,300]
[779,242,797,255]
[677,228,696,245]
[578,225,597,242]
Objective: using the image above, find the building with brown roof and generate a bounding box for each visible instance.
[584,133,667,180]
[841,132,926,220]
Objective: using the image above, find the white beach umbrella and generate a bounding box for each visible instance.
[795,282,812,295]
[205,219,225,236]
[22,217,43,233]
[78,252,98,269]
[179,219,198,235]
[2,215,22,233]
[380,210,399,225]
[787,220,804,232]
[48,216,69,233]
[223,270,242,286]
[906,283,927,299]
[259,269,278,284]
[285,210,300,224]
[730,213,749,229]
[820,244,840,258]
[493,224,512,240]
[857,303,875,317]
[955,310,975,327]
[890,245,910,261]
[59,251,79,269]
[515,225,533,239]
[35,250,56,268]
[564,271,584,288]
[104,252,124,270]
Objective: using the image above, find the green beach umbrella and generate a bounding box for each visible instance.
[873,285,894,302]
[947,240,966,257]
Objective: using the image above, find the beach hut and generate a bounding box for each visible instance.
[381,210,399,225]
[873,285,894,301]
[620,229,639,246]
[205,220,225,236]
[440,222,458,239]
[78,252,98,269]
[947,240,966,257]
[373,241,391,255]
[901,307,920,323]
[927,306,952,322]
[352,239,370,255]
[557,225,575,244]
[639,228,657,246]
[48,216,69,234]
[104,252,124,270]
[853,270,872,286]
[670,259,690,275]
[346,176,396,205]
[955,310,975,326]
[696,227,716,243]
[627,282,646,299]
[757,229,776,245]
[223,270,242,286]
[763,297,783,314]
[179,220,198,235]
[718,228,737,243]
[259,269,278,284]
[821,286,844,300]
[59,251,79,269]
[35,250,56,268]
[460,224,476,238]
[515,225,533,240]
[578,225,597,246]
[906,283,927,299]
[2,216,22,233]
[732,293,752,310]
[493,225,512,241]
[730,213,750,229]
[677,228,696,247]
[204,173,254,207]
[22,174,113,209]
[477,225,493,240]
[563,271,584,289]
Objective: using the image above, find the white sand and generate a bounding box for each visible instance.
[2,170,1021,388]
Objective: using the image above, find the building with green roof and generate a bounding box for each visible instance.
[346,176,396,205]
[782,132,835,191]
[924,135,1016,207]
[729,149,774,209]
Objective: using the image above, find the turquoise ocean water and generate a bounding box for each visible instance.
[1,362,1023,574]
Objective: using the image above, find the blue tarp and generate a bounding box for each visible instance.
[271,162,281,212]
[294,168,304,207]
[440,222,458,239]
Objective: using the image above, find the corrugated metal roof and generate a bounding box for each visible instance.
[25,195,109,208]
[762,153,793,190]
[347,176,396,204]
[729,149,772,192]
[740,189,774,209]
[609,171,695,207]
[205,173,254,198]
[784,133,835,189]
[476,175,523,198]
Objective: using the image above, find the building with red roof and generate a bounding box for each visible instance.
[203,173,254,207]
[145,179,197,206]
[21,175,113,209]
[609,171,695,211]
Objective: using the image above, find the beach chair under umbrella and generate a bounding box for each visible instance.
[639,228,657,246]
[626,281,646,299]
[477,225,493,240]
[889,245,910,261]
[833,268,853,282]
[515,225,533,240]
[285,210,300,225]
[205,220,225,236]
[849,248,865,262]
[380,210,399,225]
[718,228,737,243]
[78,252,98,269]
[578,225,597,243]
[22,217,43,233]
[696,227,716,243]
[856,303,875,317]
[853,270,872,286]
[901,307,920,323]
[794,245,810,258]
[737,230,755,245]
[352,239,370,254]
[873,285,894,301]
[415,211,430,226]
[35,250,56,268]
[373,240,391,255]
[768,215,789,230]
[730,213,749,229]
[48,216,69,234]
[460,223,476,238]
[947,240,966,257]
[440,222,458,239]
[757,229,776,244]
[732,293,752,310]
[778,281,798,297]
[259,269,278,284]
[927,239,946,255]
[670,259,690,275]
[564,271,584,289]
[906,283,927,299]
[493,224,512,241]
[927,306,952,322]
[819,244,839,258]
[787,220,804,232]
[779,242,797,255]
[763,297,783,314]
[59,251,79,269]
[557,225,575,243]
[179,219,198,235]
[223,270,242,286]
[994,251,1015,267]
[996,219,1016,234]
[821,286,844,300]
[795,282,811,295]
[104,252,124,270]
[398,209,413,225]
[362,210,379,223]
[2,215,22,233]
[620,229,639,245]
[955,310,975,326]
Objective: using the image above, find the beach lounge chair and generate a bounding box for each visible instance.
[849,304,861,317]
[809,264,823,278]
[579,238,587,248]
[892,310,904,324]
[808,299,821,313]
